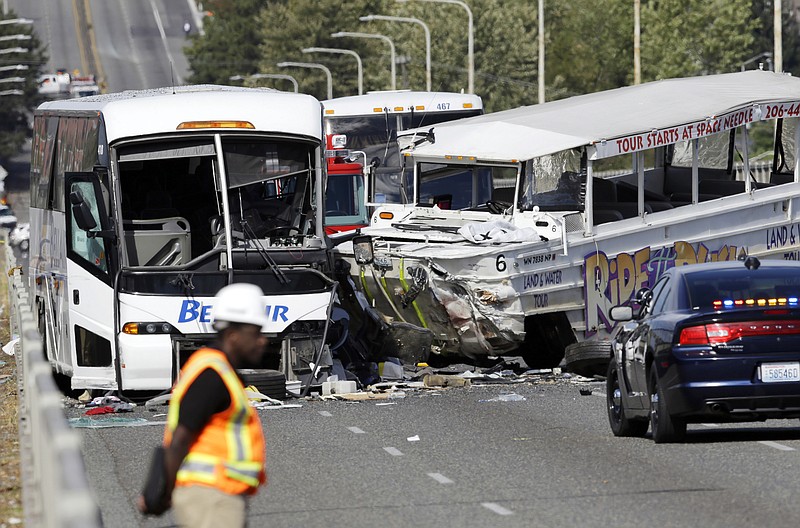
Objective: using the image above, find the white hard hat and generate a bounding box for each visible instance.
[211,283,269,331]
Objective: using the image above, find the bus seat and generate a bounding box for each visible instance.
[593,209,624,225]
[592,178,617,202]
[124,218,191,267]
[491,186,515,205]
[770,172,794,185]
[645,201,674,212]
[594,202,652,219]
[615,180,670,203]
[699,180,774,196]
[663,166,733,196]
[669,192,720,204]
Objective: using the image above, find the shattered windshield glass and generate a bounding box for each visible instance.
[222,138,315,239]
[520,149,583,212]
[223,138,312,188]
[326,114,400,169]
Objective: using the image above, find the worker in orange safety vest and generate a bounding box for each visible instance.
[139,283,269,527]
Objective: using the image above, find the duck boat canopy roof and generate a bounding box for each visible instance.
[400,70,800,162]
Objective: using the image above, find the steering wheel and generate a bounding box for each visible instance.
[261,225,302,237]
[486,200,512,214]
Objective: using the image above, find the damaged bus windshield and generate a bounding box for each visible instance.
[117,136,317,263]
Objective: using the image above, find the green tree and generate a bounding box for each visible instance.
[184,0,265,84]
[547,0,633,98]
[254,0,540,111]
[640,0,758,81]
[0,11,46,161]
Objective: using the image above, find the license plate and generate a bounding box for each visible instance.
[760,362,800,383]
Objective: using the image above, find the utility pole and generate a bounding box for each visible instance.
[634,0,641,84]
[538,0,545,103]
[775,0,783,73]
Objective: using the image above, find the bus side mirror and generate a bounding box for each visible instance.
[69,189,97,232]
[352,235,374,265]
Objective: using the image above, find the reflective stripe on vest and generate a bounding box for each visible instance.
[166,348,265,493]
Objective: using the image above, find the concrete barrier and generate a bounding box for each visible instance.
[5,241,103,527]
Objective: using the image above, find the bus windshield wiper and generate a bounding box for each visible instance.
[239,219,289,285]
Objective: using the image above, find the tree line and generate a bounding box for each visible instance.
[0,10,46,161]
[186,0,799,112]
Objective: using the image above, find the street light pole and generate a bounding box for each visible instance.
[538,0,545,102]
[229,73,299,93]
[775,0,783,73]
[0,18,33,26]
[634,0,641,85]
[331,32,397,90]
[0,64,28,73]
[396,0,473,94]
[302,47,363,95]
[276,61,333,99]
[361,14,431,91]
[740,52,773,72]
[0,47,29,55]
[0,34,31,43]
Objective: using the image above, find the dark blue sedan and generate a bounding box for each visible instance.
[607,257,800,443]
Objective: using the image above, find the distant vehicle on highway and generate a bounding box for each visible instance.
[70,75,100,98]
[37,72,70,95]
[607,257,800,443]
[0,205,17,229]
[38,70,100,98]
[9,222,29,252]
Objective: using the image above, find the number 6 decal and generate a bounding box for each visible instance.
[496,254,506,272]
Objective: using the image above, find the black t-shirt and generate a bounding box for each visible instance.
[178,368,233,433]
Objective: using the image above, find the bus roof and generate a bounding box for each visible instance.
[403,71,800,162]
[322,91,482,116]
[35,85,323,143]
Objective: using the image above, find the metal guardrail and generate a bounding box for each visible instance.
[5,243,103,527]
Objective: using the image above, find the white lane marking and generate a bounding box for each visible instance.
[481,502,513,516]
[592,390,606,398]
[760,441,796,451]
[700,423,720,428]
[427,472,453,484]
[348,426,365,434]
[383,447,403,456]
[318,411,332,417]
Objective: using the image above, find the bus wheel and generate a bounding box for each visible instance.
[564,341,611,378]
[238,369,287,400]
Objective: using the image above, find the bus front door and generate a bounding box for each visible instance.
[64,172,118,390]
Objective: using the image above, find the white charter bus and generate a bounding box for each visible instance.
[322,91,483,232]
[30,85,335,391]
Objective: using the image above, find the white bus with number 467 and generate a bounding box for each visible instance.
[30,85,335,392]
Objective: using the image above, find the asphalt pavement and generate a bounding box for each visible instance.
[65,375,800,528]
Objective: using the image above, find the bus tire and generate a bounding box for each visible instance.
[564,341,611,378]
[238,369,287,400]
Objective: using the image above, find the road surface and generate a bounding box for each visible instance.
[66,376,800,528]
